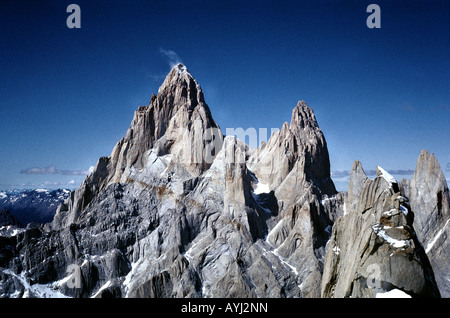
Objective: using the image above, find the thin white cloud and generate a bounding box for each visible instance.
[145,49,184,83]
[0,179,80,190]
[159,48,183,68]
[331,168,415,179]
[20,165,93,176]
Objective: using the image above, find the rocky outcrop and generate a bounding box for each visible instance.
[322,163,441,297]
[400,150,450,297]
[346,160,370,214]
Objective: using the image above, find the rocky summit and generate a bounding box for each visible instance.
[321,165,441,298]
[0,64,448,298]
[400,150,450,297]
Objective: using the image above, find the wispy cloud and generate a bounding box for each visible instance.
[0,179,80,190]
[41,180,77,187]
[331,168,415,179]
[330,170,352,178]
[398,102,417,112]
[20,165,94,176]
[159,48,183,68]
[427,103,450,112]
[145,49,184,82]
[398,101,450,113]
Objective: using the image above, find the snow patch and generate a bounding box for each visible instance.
[321,197,330,205]
[253,182,270,195]
[250,177,273,214]
[266,219,285,243]
[399,204,408,216]
[372,223,411,249]
[376,289,411,298]
[382,209,399,217]
[0,225,25,237]
[1,269,69,298]
[272,247,298,276]
[343,202,348,216]
[91,280,112,298]
[332,245,340,255]
[183,237,205,263]
[377,166,397,184]
[173,63,188,75]
[426,219,450,253]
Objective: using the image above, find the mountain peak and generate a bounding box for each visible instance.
[172,63,188,73]
[290,100,319,129]
[158,63,195,95]
[347,160,370,213]
[121,63,220,174]
[168,63,190,79]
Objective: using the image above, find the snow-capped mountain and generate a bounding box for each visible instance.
[0,189,71,225]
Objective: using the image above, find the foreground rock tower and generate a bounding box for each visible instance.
[321,160,443,298]
[401,150,450,297]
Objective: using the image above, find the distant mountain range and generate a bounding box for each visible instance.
[0,189,71,225]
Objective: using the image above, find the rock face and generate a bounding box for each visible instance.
[346,160,370,214]
[400,150,450,297]
[248,101,336,195]
[321,163,441,297]
[0,64,341,298]
[245,101,340,297]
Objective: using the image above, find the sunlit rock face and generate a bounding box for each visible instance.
[321,162,441,298]
[400,150,450,297]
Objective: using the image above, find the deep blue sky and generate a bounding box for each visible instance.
[1,0,449,191]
